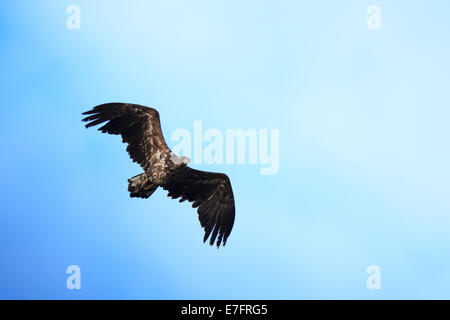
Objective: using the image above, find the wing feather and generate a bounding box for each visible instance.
[82,103,171,173]
[163,167,235,247]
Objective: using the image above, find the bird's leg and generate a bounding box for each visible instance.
[142,178,155,190]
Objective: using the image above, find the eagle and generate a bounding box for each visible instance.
[82,103,235,247]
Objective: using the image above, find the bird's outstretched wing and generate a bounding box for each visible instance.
[163,166,235,247]
[82,103,171,173]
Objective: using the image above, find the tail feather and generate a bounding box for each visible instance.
[128,173,158,199]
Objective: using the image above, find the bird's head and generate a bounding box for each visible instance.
[181,156,190,165]
[171,153,190,167]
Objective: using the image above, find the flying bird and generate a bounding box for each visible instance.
[82,103,235,247]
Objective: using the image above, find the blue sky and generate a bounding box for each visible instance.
[0,0,450,299]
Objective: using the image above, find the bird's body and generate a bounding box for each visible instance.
[82,103,235,247]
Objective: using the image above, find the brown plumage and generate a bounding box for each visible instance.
[82,103,235,247]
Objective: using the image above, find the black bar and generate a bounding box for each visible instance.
[1,300,448,318]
